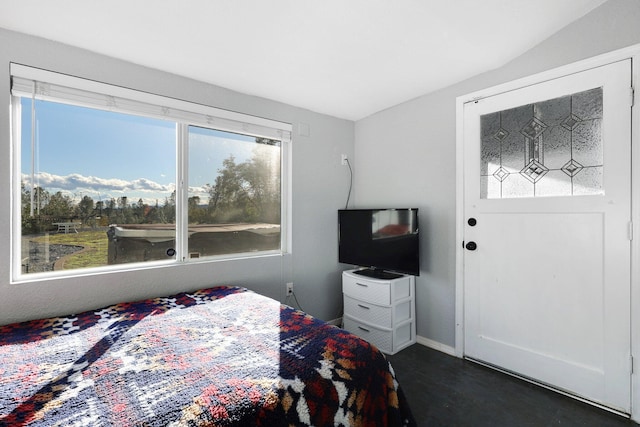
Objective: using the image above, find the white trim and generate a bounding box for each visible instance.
[417,335,457,357]
[10,96,22,282]
[176,123,189,261]
[630,49,640,424]
[282,135,293,254]
[454,93,465,359]
[455,42,640,422]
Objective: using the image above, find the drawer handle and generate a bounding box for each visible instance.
[356,282,368,287]
[357,326,370,332]
[357,304,370,310]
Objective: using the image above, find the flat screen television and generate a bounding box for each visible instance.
[338,208,419,279]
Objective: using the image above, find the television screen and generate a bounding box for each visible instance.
[338,208,419,278]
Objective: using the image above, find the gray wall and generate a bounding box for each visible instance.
[0,28,354,325]
[354,0,640,348]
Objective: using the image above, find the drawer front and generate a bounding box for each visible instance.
[344,295,392,328]
[342,275,391,305]
[343,317,393,354]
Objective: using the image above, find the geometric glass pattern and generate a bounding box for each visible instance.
[561,113,582,131]
[480,86,603,198]
[494,128,509,141]
[521,117,547,139]
[561,159,584,177]
[493,166,509,182]
[520,159,549,183]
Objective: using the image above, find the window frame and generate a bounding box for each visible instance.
[10,63,292,283]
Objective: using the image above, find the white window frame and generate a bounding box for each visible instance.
[10,63,292,282]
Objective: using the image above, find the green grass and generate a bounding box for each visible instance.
[32,230,109,270]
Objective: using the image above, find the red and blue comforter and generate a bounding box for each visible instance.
[0,286,415,426]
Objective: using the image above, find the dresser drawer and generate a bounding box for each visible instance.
[342,270,412,305]
[342,274,392,305]
[344,295,392,328]
[344,316,415,355]
[343,316,393,353]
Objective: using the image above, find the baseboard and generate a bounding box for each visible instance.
[416,335,457,357]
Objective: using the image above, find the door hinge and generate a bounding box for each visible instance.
[631,356,634,374]
[631,87,635,107]
[629,222,633,241]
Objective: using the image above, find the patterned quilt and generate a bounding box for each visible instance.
[0,286,415,426]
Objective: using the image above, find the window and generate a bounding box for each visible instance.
[11,64,291,280]
[187,127,282,258]
[480,87,603,199]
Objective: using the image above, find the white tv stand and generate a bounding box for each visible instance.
[342,269,416,355]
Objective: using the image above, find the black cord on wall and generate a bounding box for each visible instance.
[285,291,306,313]
[345,158,353,209]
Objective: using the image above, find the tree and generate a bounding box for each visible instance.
[116,196,133,223]
[23,185,51,217]
[106,198,116,218]
[133,198,145,222]
[207,156,247,222]
[240,142,280,223]
[46,191,74,219]
[188,195,207,224]
[159,191,176,223]
[76,195,95,226]
[206,139,280,224]
[95,200,104,217]
[21,183,38,233]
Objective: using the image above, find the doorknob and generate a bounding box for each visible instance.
[465,241,477,251]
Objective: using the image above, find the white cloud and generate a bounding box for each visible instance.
[22,172,176,202]
[21,172,215,205]
[24,172,135,191]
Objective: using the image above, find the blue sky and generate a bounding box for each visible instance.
[20,98,256,205]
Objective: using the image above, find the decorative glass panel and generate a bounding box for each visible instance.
[480,87,603,199]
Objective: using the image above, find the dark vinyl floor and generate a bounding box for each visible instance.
[386,344,639,427]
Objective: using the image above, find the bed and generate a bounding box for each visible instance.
[0,286,415,426]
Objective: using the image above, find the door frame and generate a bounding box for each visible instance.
[455,44,640,420]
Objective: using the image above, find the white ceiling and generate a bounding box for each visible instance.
[0,0,607,121]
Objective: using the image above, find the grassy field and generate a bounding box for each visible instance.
[32,230,109,270]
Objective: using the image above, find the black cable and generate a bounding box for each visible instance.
[345,158,353,209]
[285,291,305,313]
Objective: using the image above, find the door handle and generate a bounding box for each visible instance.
[465,241,477,251]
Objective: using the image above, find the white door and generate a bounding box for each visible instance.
[463,59,632,412]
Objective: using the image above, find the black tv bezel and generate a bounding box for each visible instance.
[338,208,420,278]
